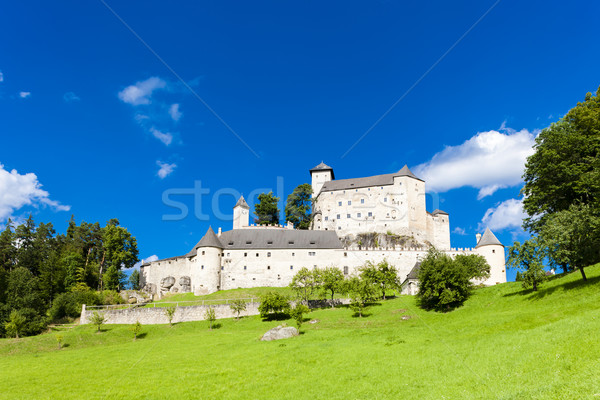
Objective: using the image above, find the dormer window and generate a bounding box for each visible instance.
[289,241,294,245]
[267,241,273,245]
[228,241,233,246]
[246,241,252,244]
[310,241,316,245]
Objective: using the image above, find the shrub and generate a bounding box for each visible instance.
[130,321,142,340]
[164,306,177,326]
[89,311,106,332]
[5,310,26,338]
[49,290,99,321]
[229,299,247,320]
[205,307,216,330]
[290,303,309,330]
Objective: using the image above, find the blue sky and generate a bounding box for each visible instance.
[1,1,599,281]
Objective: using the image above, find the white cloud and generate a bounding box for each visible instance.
[479,198,525,232]
[150,127,173,146]
[452,227,466,235]
[63,92,80,102]
[156,161,177,179]
[0,163,70,222]
[0,71,3,82]
[413,126,536,199]
[132,254,159,270]
[118,77,166,106]
[169,103,182,121]
[19,91,31,98]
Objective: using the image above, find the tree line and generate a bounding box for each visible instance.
[0,215,138,338]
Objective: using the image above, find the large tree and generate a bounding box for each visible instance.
[254,192,280,225]
[285,183,313,229]
[521,86,600,279]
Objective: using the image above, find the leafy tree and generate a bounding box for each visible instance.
[258,292,290,319]
[540,203,600,281]
[89,311,106,333]
[56,334,64,349]
[289,267,320,304]
[229,299,247,320]
[254,192,280,225]
[285,183,313,229]
[319,267,345,306]
[290,303,309,330]
[61,252,86,290]
[99,219,138,290]
[359,260,399,300]
[521,87,600,279]
[205,307,216,330]
[129,269,140,290]
[130,321,142,340]
[417,249,488,312]
[164,306,177,326]
[344,276,377,317]
[454,254,491,282]
[507,238,548,291]
[4,310,26,338]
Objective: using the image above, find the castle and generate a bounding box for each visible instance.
[140,163,506,297]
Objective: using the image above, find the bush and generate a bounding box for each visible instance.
[290,303,309,330]
[48,290,99,321]
[258,292,290,319]
[89,311,107,332]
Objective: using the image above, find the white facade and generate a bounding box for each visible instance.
[140,163,506,297]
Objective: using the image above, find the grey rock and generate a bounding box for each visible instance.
[160,276,176,290]
[261,325,299,341]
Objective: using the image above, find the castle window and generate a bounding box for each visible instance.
[292,252,295,256]
[221,266,224,270]
[228,241,234,245]
[253,278,256,281]
[338,201,342,206]
[267,241,273,245]
[361,199,365,204]
[338,226,341,230]
[368,188,370,191]
[268,266,271,270]
[310,241,316,245]
[357,213,361,218]
[256,253,259,257]
[246,241,252,244]
[347,214,351,218]
[289,240,294,245]
[348,200,351,205]
[202,251,205,255]
[227,253,230,257]
[267,252,271,257]
[325,216,328,221]
[244,266,247,270]
[492,249,495,253]
[290,266,293,270]
[309,252,316,256]
[384,197,387,202]
[344,252,347,257]
[244,253,247,257]
[201,265,204,270]
[368,212,373,217]
[337,214,340,219]
[343,266,349,275]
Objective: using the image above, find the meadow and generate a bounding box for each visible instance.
[1,265,599,399]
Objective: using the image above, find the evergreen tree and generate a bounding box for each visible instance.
[285,183,313,229]
[254,192,280,225]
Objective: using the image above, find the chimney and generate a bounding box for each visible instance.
[217,227,222,236]
[475,233,481,244]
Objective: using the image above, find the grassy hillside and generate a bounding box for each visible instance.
[1,265,600,399]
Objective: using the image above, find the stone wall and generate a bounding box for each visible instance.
[80,302,261,325]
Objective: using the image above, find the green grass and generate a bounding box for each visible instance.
[2,265,600,399]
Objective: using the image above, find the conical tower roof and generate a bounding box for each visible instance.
[235,195,249,209]
[187,227,223,256]
[475,227,503,248]
[396,165,421,181]
[310,161,335,179]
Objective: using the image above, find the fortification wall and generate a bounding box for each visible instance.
[80,302,261,325]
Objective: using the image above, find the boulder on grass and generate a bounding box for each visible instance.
[260,325,299,341]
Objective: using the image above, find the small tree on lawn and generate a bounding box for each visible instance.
[319,267,344,307]
[130,321,142,340]
[258,292,291,320]
[507,238,547,291]
[89,311,106,333]
[5,310,26,338]
[164,306,177,326]
[56,334,64,349]
[229,299,247,320]
[290,303,310,330]
[289,267,320,304]
[205,307,216,330]
[345,276,377,318]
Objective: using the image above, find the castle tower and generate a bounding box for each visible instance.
[474,227,506,285]
[191,226,223,295]
[233,195,250,230]
[310,162,334,198]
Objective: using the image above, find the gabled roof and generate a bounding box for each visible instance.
[405,261,421,281]
[320,164,422,192]
[218,228,343,250]
[475,228,503,248]
[310,162,335,179]
[431,209,448,216]
[187,226,223,256]
[235,195,250,209]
